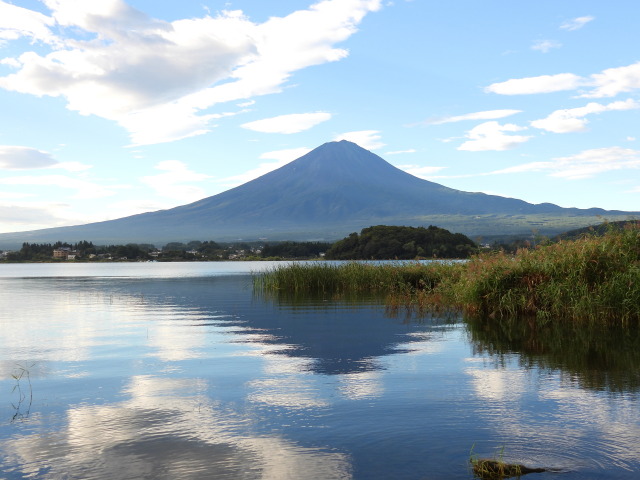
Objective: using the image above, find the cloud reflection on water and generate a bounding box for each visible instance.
[1,274,437,479]
[3,374,351,479]
[3,271,639,478]
[463,357,640,473]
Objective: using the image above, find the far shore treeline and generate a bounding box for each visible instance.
[0,225,481,262]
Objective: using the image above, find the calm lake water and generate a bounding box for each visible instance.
[1,262,639,479]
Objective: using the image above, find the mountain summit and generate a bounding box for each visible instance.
[0,140,636,248]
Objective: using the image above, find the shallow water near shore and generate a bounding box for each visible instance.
[1,262,639,479]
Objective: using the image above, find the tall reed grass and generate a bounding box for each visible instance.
[254,222,640,324]
[451,221,640,323]
[253,261,451,294]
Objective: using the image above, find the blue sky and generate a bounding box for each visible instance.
[1,0,639,234]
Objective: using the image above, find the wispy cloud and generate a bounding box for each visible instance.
[531,39,561,53]
[485,73,584,95]
[333,130,385,150]
[581,62,640,98]
[0,146,58,169]
[458,121,532,152]
[385,149,416,155]
[0,174,121,199]
[241,112,331,134]
[141,160,211,202]
[425,109,522,125]
[560,15,595,31]
[0,0,382,145]
[531,99,640,133]
[485,61,640,98]
[492,147,640,180]
[260,147,312,162]
[216,147,311,188]
[0,202,71,233]
[396,164,445,179]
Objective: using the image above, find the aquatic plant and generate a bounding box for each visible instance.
[254,222,640,324]
[10,363,34,422]
[451,221,640,323]
[469,444,544,479]
[253,261,451,295]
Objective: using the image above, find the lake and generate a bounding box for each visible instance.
[1,262,639,479]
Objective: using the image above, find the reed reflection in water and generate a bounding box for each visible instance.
[0,267,638,479]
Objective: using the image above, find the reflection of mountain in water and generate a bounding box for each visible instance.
[100,275,446,376]
[466,317,640,393]
[234,301,438,376]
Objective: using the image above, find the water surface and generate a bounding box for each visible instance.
[1,262,638,479]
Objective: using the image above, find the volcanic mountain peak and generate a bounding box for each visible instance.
[0,140,636,249]
[244,140,420,190]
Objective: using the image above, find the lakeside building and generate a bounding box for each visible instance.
[53,247,77,260]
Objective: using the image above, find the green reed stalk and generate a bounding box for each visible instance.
[254,222,640,324]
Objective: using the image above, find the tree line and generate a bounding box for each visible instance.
[3,241,156,262]
[1,225,480,262]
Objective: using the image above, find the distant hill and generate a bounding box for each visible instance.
[555,220,640,241]
[0,140,638,249]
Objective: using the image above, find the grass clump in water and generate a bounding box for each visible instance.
[254,222,640,324]
[469,445,545,479]
[254,261,448,295]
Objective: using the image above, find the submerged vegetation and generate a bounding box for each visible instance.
[10,363,34,423]
[255,222,640,324]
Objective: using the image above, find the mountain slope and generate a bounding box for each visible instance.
[0,140,637,248]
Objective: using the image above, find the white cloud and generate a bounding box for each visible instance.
[458,121,532,151]
[560,15,594,31]
[0,202,77,233]
[531,99,640,133]
[333,130,385,150]
[0,145,58,169]
[141,160,211,202]
[531,39,561,53]
[485,73,584,95]
[0,192,32,199]
[241,112,331,134]
[396,164,445,179]
[53,161,93,172]
[260,147,312,162]
[217,147,311,188]
[0,0,382,145]
[426,109,522,125]
[385,149,416,155]
[485,61,640,99]
[121,107,241,147]
[0,174,119,199]
[0,1,55,44]
[581,61,640,98]
[104,199,170,221]
[493,147,640,180]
